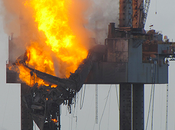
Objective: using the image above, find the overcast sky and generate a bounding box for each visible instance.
[1,0,175,130]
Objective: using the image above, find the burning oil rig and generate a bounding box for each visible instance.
[6,0,175,130]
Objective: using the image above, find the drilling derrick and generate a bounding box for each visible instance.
[119,0,144,28]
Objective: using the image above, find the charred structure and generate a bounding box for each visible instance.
[7,42,101,130]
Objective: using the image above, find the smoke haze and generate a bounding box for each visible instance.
[87,0,119,44]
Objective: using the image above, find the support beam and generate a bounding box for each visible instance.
[133,84,144,130]
[120,83,144,130]
[21,84,33,130]
[120,84,131,130]
[57,106,61,130]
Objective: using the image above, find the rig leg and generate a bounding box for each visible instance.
[21,84,33,130]
[133,84,144,130]
[120,83,144,130]
[120,84,131,130]
[57,105,61,130]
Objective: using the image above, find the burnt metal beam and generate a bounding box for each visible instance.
[24,65,77,90]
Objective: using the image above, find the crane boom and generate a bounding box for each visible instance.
[143,0,151,26]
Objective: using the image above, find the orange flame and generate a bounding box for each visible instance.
[51,119,58,123]
[16,0,88,87]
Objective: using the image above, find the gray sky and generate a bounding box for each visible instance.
[1,0,175,130]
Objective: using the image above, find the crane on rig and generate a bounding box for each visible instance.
[6,0,175,130]
[143,0,151,26]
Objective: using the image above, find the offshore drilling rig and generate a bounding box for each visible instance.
[6,0,175,130]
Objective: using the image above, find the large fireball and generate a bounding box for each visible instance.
[16,0,89,87]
